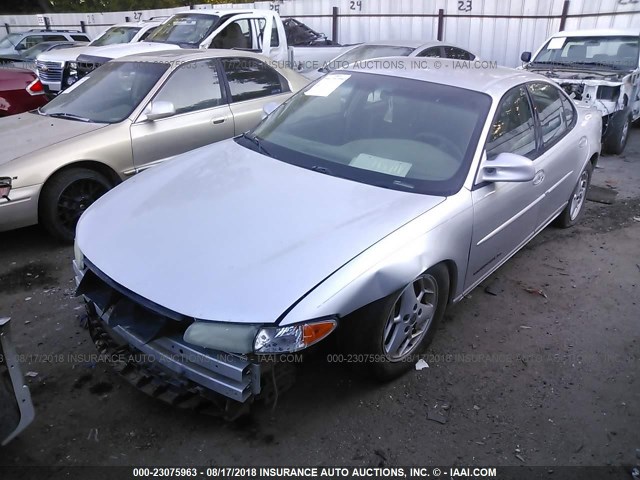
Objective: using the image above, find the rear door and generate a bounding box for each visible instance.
[465,85,542,288]
[130,59,234,172]
[221,57,293,134]
[526,81,583,229]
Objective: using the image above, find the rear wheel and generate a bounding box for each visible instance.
[603,108,631,155]
[555,162,593,228]
[343,264,449,381]
[40,168,112,242]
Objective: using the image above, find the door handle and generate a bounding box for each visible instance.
[212,118,226,125]
[533,170,545,185]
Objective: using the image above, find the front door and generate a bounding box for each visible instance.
[130,59,234,172]
[465,85,543,289]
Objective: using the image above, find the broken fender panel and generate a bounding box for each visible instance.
[0,317,34,446]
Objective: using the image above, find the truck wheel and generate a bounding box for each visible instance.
[603,108,631,155]
[555,162,593,228]
[343,264,449,381]
[39,168,111,243]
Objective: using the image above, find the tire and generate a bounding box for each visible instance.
[555,162,593,228]
[603,108,631,155]
[341,263,449,381]
[39,167,112,242]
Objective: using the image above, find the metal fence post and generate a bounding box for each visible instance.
[44,17,51,31]
[4,23,10,35]
[437,9,444,41]
[332,6,339,44]
[80,20,86,32]
[125,16,131,22]
[559,0,570,31]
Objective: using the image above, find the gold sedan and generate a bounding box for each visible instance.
[0,49,308,241]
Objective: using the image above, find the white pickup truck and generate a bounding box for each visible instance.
[36,18,164,95]
[521,29,640,155]
[46,9,348,93]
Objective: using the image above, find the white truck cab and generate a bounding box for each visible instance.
[521,29,640,154]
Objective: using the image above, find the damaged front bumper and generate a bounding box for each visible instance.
[0,317,35,445]
[74,259,266,412]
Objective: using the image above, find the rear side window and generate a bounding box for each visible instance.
[486,86,536,159]
[154,59,223,115]
[527,82,571,149]
[416,47,442,57]
[139,27,157,41]
[222,57,288,103]
[444,46,474,60]
[71,34,90,41]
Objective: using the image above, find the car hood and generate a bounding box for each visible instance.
[77,140,445,324]
[0,113,107,166]
[81,41,182,60]
[37,46,94,63]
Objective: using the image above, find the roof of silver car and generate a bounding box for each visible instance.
[113,48,275,64]
[341,57,544,97]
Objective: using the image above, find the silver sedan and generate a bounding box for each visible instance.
[74,58,602,413]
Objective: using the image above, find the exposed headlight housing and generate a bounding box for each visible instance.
[73,238,84,271]
[254,317,337,354]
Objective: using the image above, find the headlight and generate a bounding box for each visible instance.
[254,317,337,354]
[66,63,78,86]
[73,238,84,271]
[0,177,11,200]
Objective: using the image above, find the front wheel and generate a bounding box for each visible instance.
[342,264,449,381]
[39,168,112,242]
[555,162,593,228]
[603,108,631,155]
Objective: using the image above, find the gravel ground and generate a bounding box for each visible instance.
[0,129,639,474]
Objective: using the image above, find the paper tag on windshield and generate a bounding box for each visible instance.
[350,153,412,177]
[304,74,350,97]
[547,37,566,50]
[59,76,89,94]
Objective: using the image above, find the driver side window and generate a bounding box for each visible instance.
[486,86,536,159]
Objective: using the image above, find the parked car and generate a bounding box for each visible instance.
[64,10,349,87]
[0,40,87,70]
[73,59,601,415]
[0,49,307,241]
[0,29,90,57]
[36,19,163,95]
[521,28,639,154]
[0,317,35,446]
[304,39,477,80]
[0,66,47,116]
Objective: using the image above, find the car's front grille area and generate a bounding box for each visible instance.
[76,259,260,402]
[36,61,63,83]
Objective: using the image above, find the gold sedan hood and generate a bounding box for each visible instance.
[0,112,107,166]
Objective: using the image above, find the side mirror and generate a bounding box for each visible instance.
[142,101,175,122]
[520,51,532,63]
[262,101,280,119]
[477,152,535,183]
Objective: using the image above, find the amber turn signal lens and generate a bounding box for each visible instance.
[302,320,337,348]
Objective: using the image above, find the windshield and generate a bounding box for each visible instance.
[147,14,220,47]
[90,26,141,47]
[532,35,639,71]
[326,45,414,71]
[40,61,169,123]
[247,72,491,196]
[0,33,21,49]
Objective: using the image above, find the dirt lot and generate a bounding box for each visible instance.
[1,130,639,472]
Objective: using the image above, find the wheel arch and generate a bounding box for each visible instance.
[37,160,122,219]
